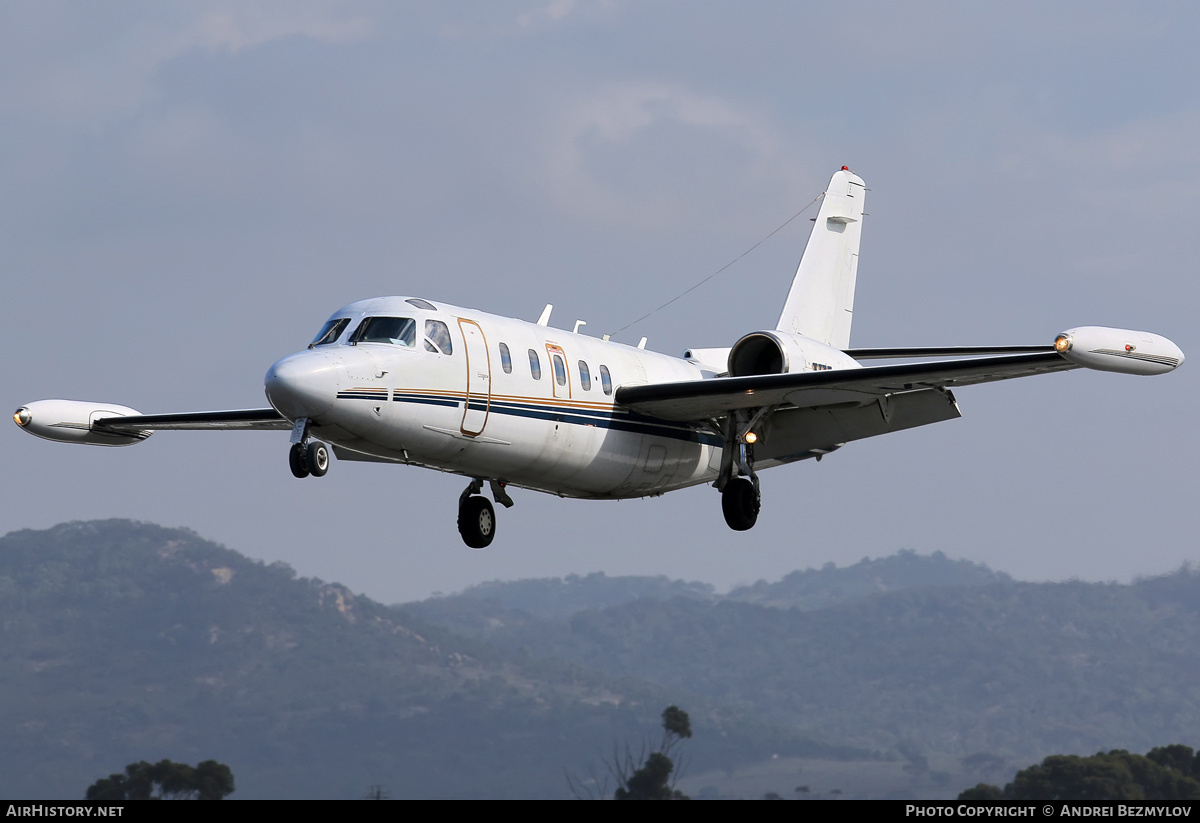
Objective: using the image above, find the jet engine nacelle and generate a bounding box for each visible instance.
[13,400,149,446]
[1054,326,1185,376]
[728,330,861,376]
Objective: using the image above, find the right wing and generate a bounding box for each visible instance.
[616,351,1073,422]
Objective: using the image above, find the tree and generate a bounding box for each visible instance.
[569,705,693,800]
[957,747,1200,801]
[613,706,692,800]
[86,760,235,800]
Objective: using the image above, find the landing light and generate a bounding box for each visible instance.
[1054,334,1073,353]
[13,408,30,427]
[743,431,757,444]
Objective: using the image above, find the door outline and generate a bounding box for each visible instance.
[458,318,491,436]
[545,343,572,400]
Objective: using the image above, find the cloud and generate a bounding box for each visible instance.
[196,3,370,53]
[517,0,579,28]
[544,81,809,230]
[0,2,372,128]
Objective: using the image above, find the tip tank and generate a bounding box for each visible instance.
[1053,327,1184,375]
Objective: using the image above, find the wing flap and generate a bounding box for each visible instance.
[756,388,962,464]
[615,352,1075,421]
[92,408,290,432]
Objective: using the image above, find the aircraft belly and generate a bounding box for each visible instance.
[401,404,715,499]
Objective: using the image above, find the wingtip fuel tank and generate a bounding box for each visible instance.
[13,400,150,446]
[1054,327,1184,376]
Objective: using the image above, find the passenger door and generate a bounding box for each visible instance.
[458,319,491,436]
[545,344,571,401]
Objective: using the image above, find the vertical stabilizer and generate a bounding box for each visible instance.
[776,168,866,349]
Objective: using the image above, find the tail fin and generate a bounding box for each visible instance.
[776,168,866,349]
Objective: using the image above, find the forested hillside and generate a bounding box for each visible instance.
[6,519,1197,798]
[0,521,825,799]
[405,557,1200,760]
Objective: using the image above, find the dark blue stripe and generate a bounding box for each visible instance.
[392,393,460,409]
[391,395,719,446]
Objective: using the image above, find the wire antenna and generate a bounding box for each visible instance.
[611,193,824,336]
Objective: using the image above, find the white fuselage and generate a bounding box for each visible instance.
[265,296,726,499]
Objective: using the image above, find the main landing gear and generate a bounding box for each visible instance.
[287,417,330,479]
[458,477,514,549]
[716,408,767,531]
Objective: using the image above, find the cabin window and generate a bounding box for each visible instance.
[405,298,437,311]
[499,343,512,374]
[552,354,567,386]
[528,349,542,380]
[578,361,592,391]
[424,320,453,355]
[349,316,416,347]
[600,365,612,395]
[310,318,350,347]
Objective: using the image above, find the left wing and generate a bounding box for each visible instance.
[13,401,288,446]
[93,408,289,432]
[616,351,1073,422]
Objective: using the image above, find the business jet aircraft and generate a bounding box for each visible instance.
[15,168,1184,548]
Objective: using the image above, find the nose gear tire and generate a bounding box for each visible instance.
[288,442,310,478]
[306,441,330,477]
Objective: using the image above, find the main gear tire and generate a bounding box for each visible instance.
[721,478,760,531]
[458,495,496,549]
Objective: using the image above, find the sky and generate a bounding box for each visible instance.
[3,1,1198,604]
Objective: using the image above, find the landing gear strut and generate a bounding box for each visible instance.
[457,478,514,549]
[287,417,330,479]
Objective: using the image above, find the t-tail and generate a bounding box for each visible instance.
[776,167,866,350]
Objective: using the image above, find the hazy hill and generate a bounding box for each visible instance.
[406,561,1200,765]
[0,520,829,799]
[426,571,717,618]
[725,549,1012,610]
[401,550,1006,644]
[9,519,1199,799]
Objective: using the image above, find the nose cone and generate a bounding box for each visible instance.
[265,351,341,419]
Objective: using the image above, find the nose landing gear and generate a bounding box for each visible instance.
[287,417,330,479]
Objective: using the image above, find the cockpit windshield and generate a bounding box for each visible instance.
[349,316,417,347]
[310,318,351,347]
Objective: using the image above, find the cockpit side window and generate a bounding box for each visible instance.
[424,320,454,355]
[349,316,417,347]
[310,318,351,347]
